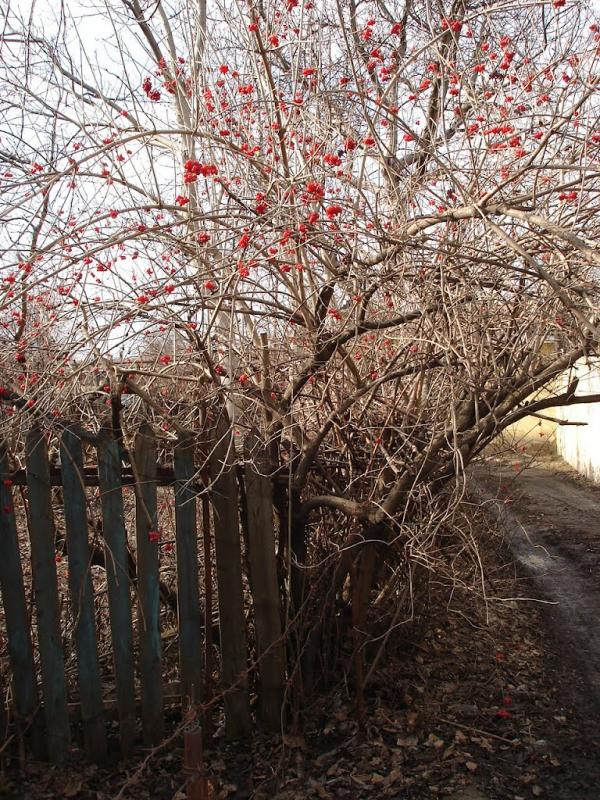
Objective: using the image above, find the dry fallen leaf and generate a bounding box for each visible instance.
[472,736,493,753]
[442,745,455,760]
[383,769,402,787]
[350,774,370,788]
[282,734,306,750]
[396,735,419,748]
[63,777,83,798]
[406,711,419,730]
[217,783,238,799]
[465,761,478,772]
[426,733,445,749]
[454,729,468,744]
[310,781,332,799]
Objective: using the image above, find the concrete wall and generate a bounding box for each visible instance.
[556,359,600,482]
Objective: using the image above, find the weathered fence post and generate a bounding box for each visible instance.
[200,485,213,740]
[244,431,285,731]
[210,417,251,738]
[0,665,7,756]
[134,424,164,746]
[183,721,210,800]
[26,425,70,763]
[60,427,106,761]
[173,433,203,710]
[97,426,136,755]
[0,444,40,755]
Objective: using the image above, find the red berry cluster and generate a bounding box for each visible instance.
[142,76,161,102]
[183,160,218,183]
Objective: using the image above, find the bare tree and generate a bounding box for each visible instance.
[2,0,600,698]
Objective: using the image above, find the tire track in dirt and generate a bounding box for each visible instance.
[473,458,600,709]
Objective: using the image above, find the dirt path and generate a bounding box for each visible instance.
[474,454,600,708]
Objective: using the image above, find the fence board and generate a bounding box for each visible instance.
[60,428,106,761]
[173,434,203,709]
[201,487,213,740]
[244,432,285,731]
[97,428,136,755]
[1,418,288,760]
[210,418,251,738]
[0,664,7,753]
[0,445,39,750]
[26,426,70,763]
[134,424,164,745]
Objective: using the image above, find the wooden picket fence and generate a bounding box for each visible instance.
[0,419,285,764]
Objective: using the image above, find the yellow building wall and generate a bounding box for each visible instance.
[497,341,558,456]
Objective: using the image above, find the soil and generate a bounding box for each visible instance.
[2,453,600,799]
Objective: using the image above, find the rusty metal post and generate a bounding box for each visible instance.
[183,722,210,800]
